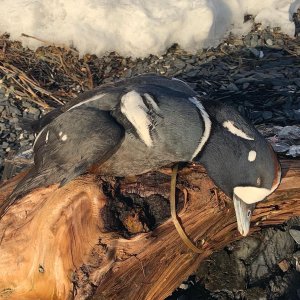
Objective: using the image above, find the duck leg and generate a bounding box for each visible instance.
[170,164,203,253]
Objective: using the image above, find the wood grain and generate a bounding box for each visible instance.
[0,159,298,299]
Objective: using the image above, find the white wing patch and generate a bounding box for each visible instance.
[189,97,212,159]
[223,121,254,141]
[67,93,106,111]
[121,90,153,147]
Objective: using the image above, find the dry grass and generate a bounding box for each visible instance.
[0,29,298,110]
[0,33,123,109]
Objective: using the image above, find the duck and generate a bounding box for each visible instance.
[2,74,281,242]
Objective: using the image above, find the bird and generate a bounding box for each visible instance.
[2,74,281,241]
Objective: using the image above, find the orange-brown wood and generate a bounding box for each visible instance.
[0,159,299,300]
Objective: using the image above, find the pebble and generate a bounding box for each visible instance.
[173,59,186,69]
[293,251,300,272]
[248,48,264,58]
[278,260,289,272]
[287,145,300,157]
[263,111,273,120]
[289,229,300,244]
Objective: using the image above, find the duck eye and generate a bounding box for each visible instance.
[247,210,252,218]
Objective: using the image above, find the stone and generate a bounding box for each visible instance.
[244,287,267,300]
[262,111,273,120]
[278,260,289,272]
[234,237,261,260]
[278,126,300,139]
[248,229,295,284]
[295,251,300,272]
[287,145,300,157]
[227,83,239,91]
[173,59,186,69]
[271,142,290,153]
[248,48,264,58]
[289,228,300,244]
[196,250,246,292]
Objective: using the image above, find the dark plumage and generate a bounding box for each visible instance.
[3,74,281,236]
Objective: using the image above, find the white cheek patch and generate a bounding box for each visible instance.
[189,97,212,159]
[248,150,257,162]
[61,134,68,141]
[234,186,273,204]
[121,90,153,147]
[223,121,254,141]
[59,131,63,137]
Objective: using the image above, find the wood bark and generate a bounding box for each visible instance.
[0,159,299,300]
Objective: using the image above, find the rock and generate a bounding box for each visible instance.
[266,39,273,46]
[293,251,300,272]
[196,250,246,292]
[250,34,259,47]
[244,287,267,300]
[262,111,272,120]
[248,229,295,284]
[271,142,290,153]
[294,109,300,120]
[248,48,264,58]
[179,283,189,290]
[1,142,9,148]
[289,228,300,244]
[278,126,300,139]
[226,83,239,91]
[27,106,41,116]
[234,237,261,261]
[278,260,289,272]
[287,145,300,157]
[173,59,186,69]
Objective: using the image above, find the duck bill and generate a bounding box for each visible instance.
[233,194,255,236]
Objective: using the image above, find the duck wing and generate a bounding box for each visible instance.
[2,106,124,215]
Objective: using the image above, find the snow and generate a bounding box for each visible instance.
[0,0,299,57]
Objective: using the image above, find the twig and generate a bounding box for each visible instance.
[21,33,78,54]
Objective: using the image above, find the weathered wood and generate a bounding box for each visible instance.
[0,159,299,300]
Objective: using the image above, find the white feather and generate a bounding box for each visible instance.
[33,127,46,148]
[121,90,153,147]
[67,93,106,111]
[143,93,160,112]
[223,120,254,141]
[188,97,212,159]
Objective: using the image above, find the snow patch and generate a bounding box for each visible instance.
[0,0,299,57]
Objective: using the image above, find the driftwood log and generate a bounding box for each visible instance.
[0,159,299,300]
